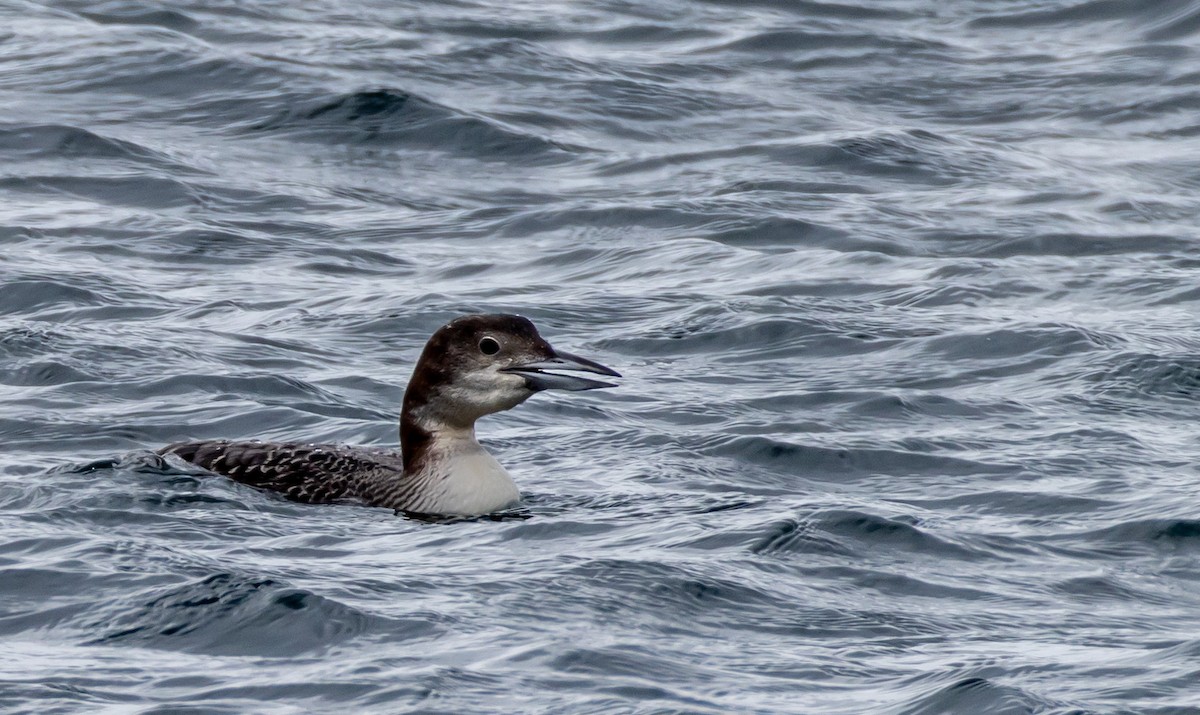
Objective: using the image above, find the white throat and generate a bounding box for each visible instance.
[409,425,520,516]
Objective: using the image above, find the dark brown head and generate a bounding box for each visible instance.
[401,314,620,431]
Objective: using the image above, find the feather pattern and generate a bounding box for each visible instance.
[159,440,408,506]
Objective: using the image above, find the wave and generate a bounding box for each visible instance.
[244,88,585,161]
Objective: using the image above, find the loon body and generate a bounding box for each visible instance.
[159,314,619,517]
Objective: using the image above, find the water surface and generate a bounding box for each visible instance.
[2,1,1200,713]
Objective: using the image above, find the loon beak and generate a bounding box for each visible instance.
[503,349,621,392]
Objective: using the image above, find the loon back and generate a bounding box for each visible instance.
[159,439,403,505]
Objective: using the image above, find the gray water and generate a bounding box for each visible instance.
[3,1,1200,713]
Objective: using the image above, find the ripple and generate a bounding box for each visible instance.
[706,435,1017,481]
[0,124,192,170]
[83,572,402,656]
[1089,352,1200,400]
[76,6,198,32]
[245,88,584,160]
[897,675,1055,715]
[0,174,199,210]
[812,509,985,560]
[750,517,853,557]
[0,278,106,315]
[1087,518,1200,549]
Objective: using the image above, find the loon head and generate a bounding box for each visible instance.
[402,314,620,430]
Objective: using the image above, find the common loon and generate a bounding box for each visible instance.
[159,314,620,517]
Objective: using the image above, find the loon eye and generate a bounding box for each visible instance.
[479,336,500,355]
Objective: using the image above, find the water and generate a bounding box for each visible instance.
[2,0,1200,712]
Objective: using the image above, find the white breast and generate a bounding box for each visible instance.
[413,431,521,516]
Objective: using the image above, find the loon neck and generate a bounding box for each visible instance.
[395,412,519,516]
[400,412,432,474]
[400,412,481,474]
[401,370,496,473]
[400,364,478,472]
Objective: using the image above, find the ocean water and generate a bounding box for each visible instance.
[2,0,1200,712]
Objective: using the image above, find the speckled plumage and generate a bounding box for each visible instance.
[157,314,620,517]
[159,439,408,506]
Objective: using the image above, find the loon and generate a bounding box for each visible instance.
[159,314,620,517]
